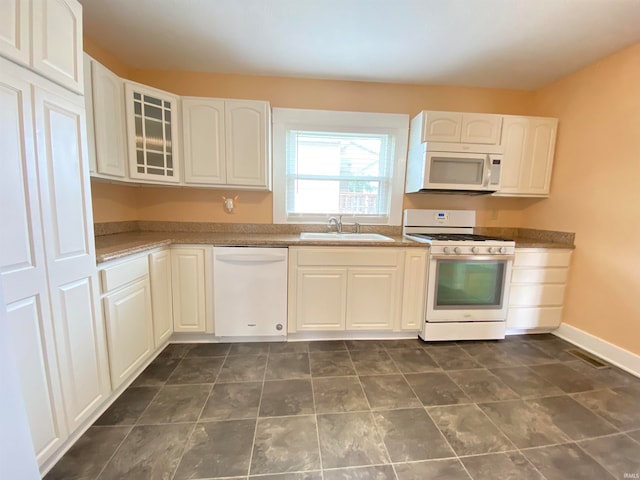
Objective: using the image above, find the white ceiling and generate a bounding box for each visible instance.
[79,0,640,90]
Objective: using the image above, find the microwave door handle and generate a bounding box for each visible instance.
[484,155,492,187]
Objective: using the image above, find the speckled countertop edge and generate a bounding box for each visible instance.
[95,231,574,264]
[95,232,426,263]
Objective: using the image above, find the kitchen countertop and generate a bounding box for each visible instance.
[95,231,425,263]
[95,229,575,264]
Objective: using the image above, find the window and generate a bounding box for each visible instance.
[273,108,409,225]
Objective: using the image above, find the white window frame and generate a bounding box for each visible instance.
[273,108,409,225]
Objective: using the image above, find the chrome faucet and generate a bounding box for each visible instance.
[328,215,342,233]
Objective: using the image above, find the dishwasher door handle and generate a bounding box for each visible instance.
[215,254,287,265]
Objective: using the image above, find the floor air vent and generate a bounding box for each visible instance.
[567,349,608,369]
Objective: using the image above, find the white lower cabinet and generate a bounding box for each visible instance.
[400,249,428,330]
[100,256,154,390]
[289,247,418,333]
[346,268,401,330]
[171,246,213,333]
[149,249,173,346]
[295,267,348,331]
[507,248,572,333]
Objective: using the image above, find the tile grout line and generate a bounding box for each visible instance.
[92,424,135,480]
[308,349,326,480]
[572,441,618,480]
[245,342,271,478]
[346,346,400,479]
[394,345,554,480]
[567,388,629,435]
[168,344,229,480]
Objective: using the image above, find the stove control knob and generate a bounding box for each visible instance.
[454,247,462,254]
[471,246,480,254]
[488,247,495,254]
[443,247,451,254]
[499,246,507,254]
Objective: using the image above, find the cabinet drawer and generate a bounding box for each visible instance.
[509,284,566,307]
[100,256,149,293]
[507,306,563,330]
[514,250,572,268]
[511,267,568,284]
[296,248,401,267]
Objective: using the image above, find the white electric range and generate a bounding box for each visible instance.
[403,209,515,341]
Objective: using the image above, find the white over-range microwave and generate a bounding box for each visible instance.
[405,143,503,194]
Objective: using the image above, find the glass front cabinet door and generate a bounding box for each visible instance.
[124,81,180,183]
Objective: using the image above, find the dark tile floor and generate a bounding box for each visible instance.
[45,334,640,480]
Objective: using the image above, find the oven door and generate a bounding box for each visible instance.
[426,255,513,322]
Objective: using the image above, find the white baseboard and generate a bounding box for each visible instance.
[553,323,640,378]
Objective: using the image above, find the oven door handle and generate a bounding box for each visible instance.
[431,255,514,261]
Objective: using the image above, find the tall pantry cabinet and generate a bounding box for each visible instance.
[0,0,110,473]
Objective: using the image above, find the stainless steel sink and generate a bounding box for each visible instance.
[299,232,394,242]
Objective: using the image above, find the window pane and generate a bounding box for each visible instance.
[286,130,391,217]
[289,179,383,215]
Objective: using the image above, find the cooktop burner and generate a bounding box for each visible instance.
[407,233,513,242]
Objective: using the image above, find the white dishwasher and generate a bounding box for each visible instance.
[213,247,288,338]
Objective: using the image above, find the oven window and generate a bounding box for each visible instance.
[434,260,505,309]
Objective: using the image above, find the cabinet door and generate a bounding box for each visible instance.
[400,250,427,331]
[171,247,208,332]
[295,267,347,331]
[33,83,111,431]
[182,97,226,185]
[125,82,180,184]
[225,99,270,189]
[526,118,557,195]
[496,116,557,197]
[32,0,83,94]
[149,249,173,346]
[497,116,529,194]
[346,268,400,330]
[0,0,30,66]
[0,65,67,465]
[423,111,462,142]
[90,59,128,178]
[103,279,154,389]
[461,114,502,144]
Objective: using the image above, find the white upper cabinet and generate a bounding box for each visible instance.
[182,97,271,190]
[124,81,181,184]
[225,99,270,188]
[420,111,462,142]
[0,0,83,94]
[496,116,558,197]
[0,0,30,66]
[460,113,502,144]
[32,0,83,94]
[417,111,502,144]
[85,55,128,178]
[182,97,226,185]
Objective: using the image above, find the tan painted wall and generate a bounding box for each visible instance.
[84,36,130,78]
[527,43,640,355]
[85,39,536,225]
[90,181,140,223]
